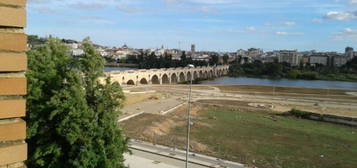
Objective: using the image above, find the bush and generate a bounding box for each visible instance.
[297,71,318,80]
[289,109,311,118]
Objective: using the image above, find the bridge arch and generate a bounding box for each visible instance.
[152,75,160,84]
[209,70,213,78]
[179,72,185,82]
[199,71,203,79]
[204,71,208,79]
[127,80,135,85]
[193,71,198,80]
[187,71,192,81]
[140,78,148,85]
[171,73,178,84]
[162,74,170,84]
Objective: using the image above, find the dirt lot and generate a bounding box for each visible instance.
[124,92,166,106]
[121,101,357,168]
[121,84,357,168]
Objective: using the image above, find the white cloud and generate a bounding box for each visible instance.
[283,21,296,26]
[349,0,357,5]
[68,2,107,10]
[276,31,304,36]
[324,11,357,21]
[245,26,257,32]
[332,28,357,41]
[276,31,287,36]
[163,0,239,5]
[312,18,323,24]
[265,21,297,27]
[196,6,217,13]
[117,6,143,14]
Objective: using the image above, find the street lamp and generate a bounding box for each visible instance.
[186,64,194,168]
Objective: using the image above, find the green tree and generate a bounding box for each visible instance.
[26,39,96,168]
[164,53,172,68]
[78,38,128,168]
[223,54,229,64]
[209,54,219,66]
[180,51,187,67]
[26,38,128,168]
[263,63,283,77]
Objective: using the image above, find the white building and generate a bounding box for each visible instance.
[237,49,247,56]
[309,55,329,66]
[278,50,301,66]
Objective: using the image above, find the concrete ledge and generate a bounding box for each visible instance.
[130,140,245,168]
[0,52,27,72]
[0,143,27,166]
[0,119,26,142]
[0,7,26,28]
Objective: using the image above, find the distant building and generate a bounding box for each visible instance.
[71,49,84,56]
[278,50,301,66]
[237,49,247,57]
[247,48,263,58]
[302,56,310,65]
[65,42,84,56]
[262,56,278,63]
[332,55,349,67]
[113,44,140,60]
[191,44,196,53]
[345,47,354,60]
[262,51,279,63]
[309,54,329,66]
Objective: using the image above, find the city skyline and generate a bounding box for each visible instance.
[27,0,357,52]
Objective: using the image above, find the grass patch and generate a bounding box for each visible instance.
[173,106,357,168]
[121,104,357,168]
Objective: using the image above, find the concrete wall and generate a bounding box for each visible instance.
[0,0,28,167]
[105,65,229,86]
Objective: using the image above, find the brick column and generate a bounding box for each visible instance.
[0,0,28,168]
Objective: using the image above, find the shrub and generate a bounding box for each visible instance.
[288,109,311,118]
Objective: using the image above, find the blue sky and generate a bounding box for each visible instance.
[27,0,357,52]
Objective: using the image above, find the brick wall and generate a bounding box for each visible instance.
[0,0,27,167]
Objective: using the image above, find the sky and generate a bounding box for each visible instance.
[27,0,357,52]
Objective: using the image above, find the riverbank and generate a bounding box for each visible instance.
[228,73,357,83]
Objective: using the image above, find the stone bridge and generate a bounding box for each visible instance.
[105,65,229,85]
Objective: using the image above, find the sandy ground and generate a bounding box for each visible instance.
[121,84,357,119]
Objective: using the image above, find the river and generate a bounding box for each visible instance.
[201,77,357,90]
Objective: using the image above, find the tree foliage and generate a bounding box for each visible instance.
[26,38,128,168]
[135,51,208,69]
[229,57,357,81]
